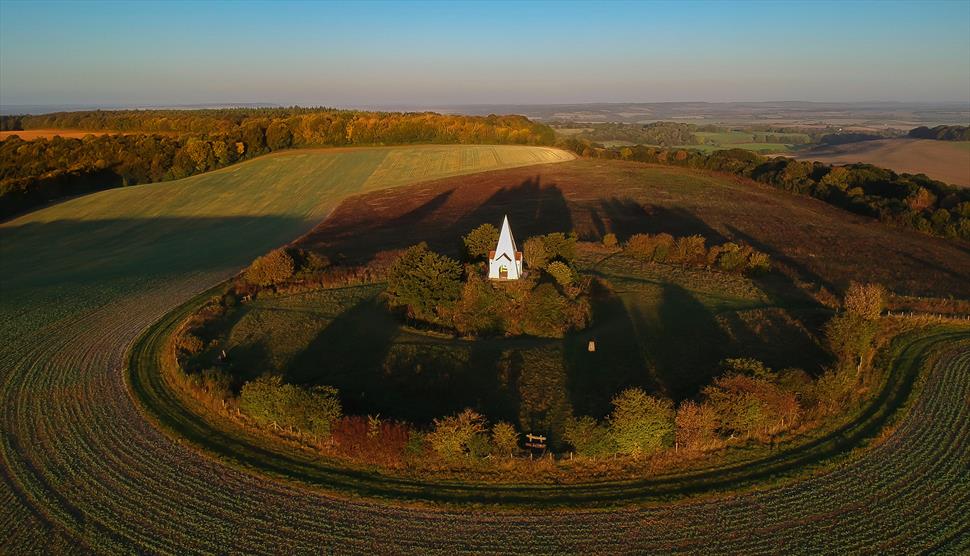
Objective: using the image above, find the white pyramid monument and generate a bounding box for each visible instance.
[488,215,523,280]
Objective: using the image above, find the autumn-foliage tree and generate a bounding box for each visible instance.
[675,400,719,451]
[545,260,574,287]
[608,388,675,457]
[702,367,800,439]
[426,408,488,459]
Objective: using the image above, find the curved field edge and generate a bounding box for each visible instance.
[127,281,969,508]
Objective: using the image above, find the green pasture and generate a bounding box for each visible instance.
[0,145,572,339]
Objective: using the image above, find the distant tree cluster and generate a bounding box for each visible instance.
[556,121,698,146]
[0,108,555,218]
[908,125,970,141]
[559,143,970,240]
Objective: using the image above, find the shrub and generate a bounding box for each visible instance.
[825,312,877,372]
[239,375,342,438]
[716,242,746,271]
[608,388,675,457]
[602,233,618,249]
[651,233,675,262]
[843,282,885,320]
[624,233,655,260]
[426,408,487,459]
[545,260,574,287]
[491,422,520,457]
[745,250,771,273]
[244,248,296,286]
[702,374,800,439]
[462,223,499,260]
[675,400,719,451]
[671,234,707,265]
[177,332,204,356]
[564,415,616,457]
[187,368,233,403]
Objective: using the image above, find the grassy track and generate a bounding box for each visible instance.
[3,146,969,553]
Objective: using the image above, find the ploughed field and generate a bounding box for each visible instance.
[2,148,969,553]
[793,138,970,187]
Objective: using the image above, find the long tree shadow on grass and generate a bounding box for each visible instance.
[283,296,400,415]
[563,284,655,419]
[303,175,574,265]
[283,295,516,425]
[633,283,732,401]
[597,200,730,244]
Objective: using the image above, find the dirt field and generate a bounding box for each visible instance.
[299,159,970,298]
[794,138,970,187]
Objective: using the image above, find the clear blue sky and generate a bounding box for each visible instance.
[1,0,968,107]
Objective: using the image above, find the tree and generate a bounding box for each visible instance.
[462,223,499,260]
[523,236,550,269]
[244,248,295,286]
[426,408,487,459]
[563,415,616,457]
[545,260,574,287]
[385,243,463,322]
[541,232,577,263]
[675,401,718,451]
[265,121,293,151]
[608,388,675,457]
[702,373,799,439]
[491,422,520,457]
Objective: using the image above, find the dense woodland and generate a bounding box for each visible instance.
[551,121,699,146]
[0,108,553,218]
[907,125,970,141]
[558,140,970,240]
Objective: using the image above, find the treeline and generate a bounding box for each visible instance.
[550,121,698,146]
[908,125,970,141]
[558,141,970,240]
[0,108,554,218]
